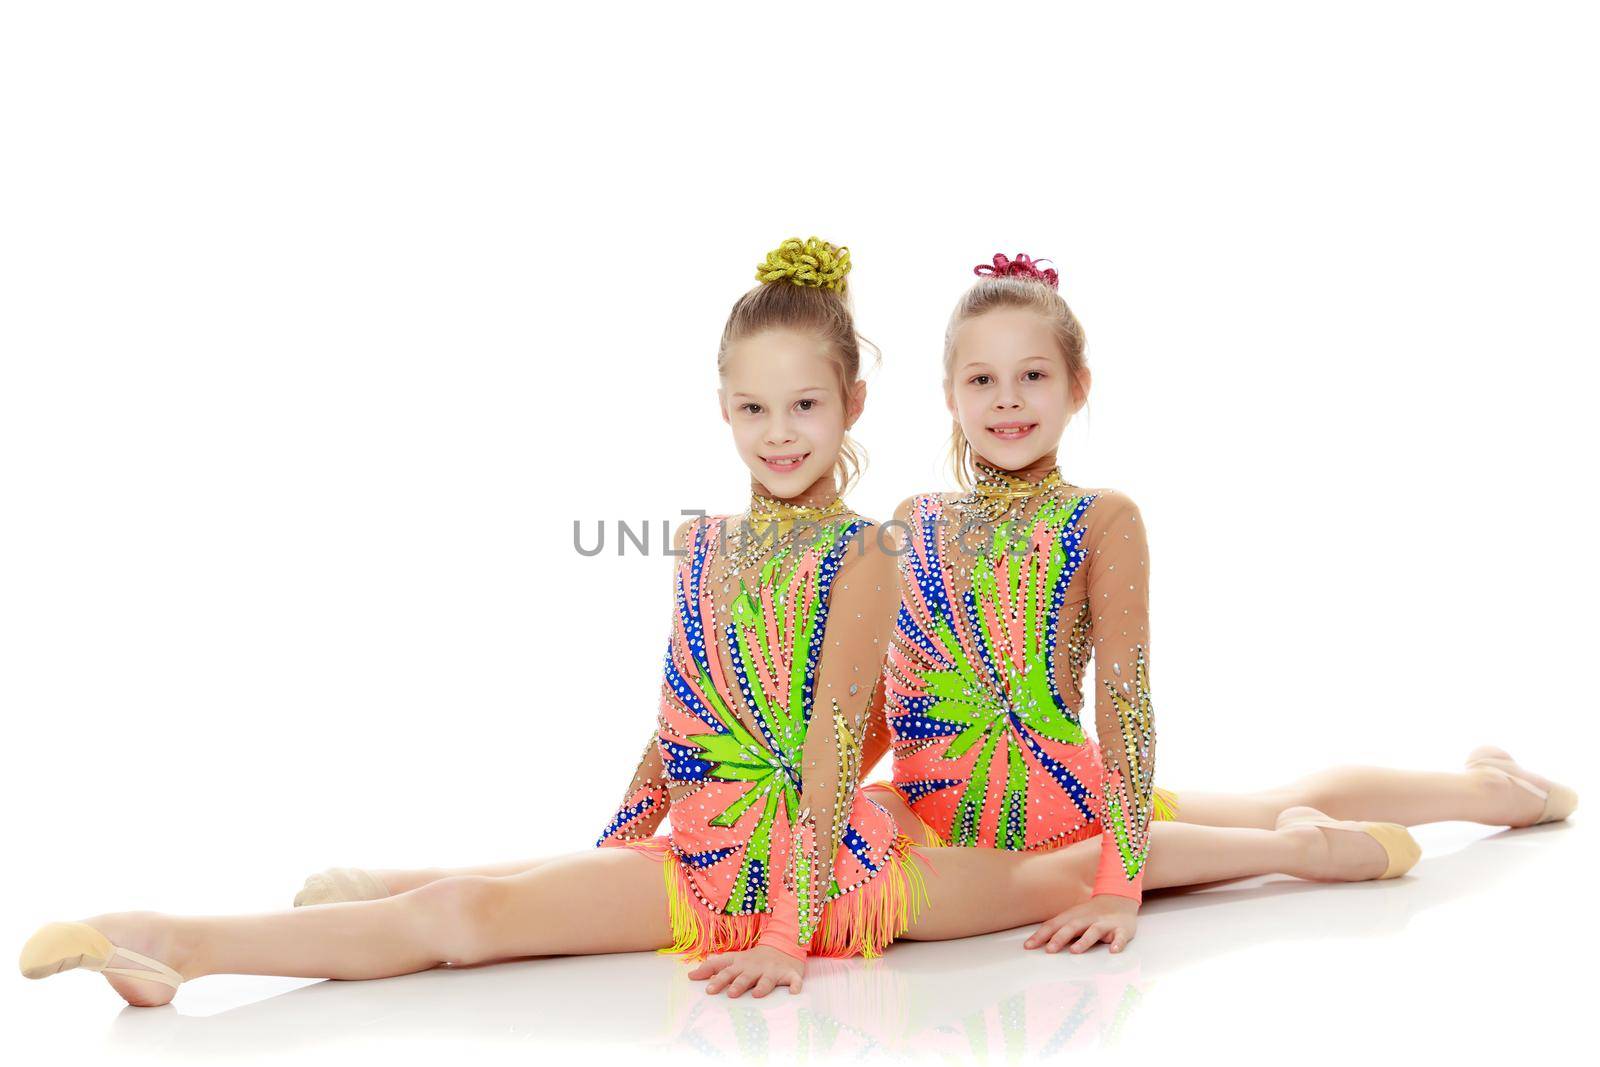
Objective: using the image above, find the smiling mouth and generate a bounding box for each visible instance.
[987,423,1037,440]
[762,452,810,471]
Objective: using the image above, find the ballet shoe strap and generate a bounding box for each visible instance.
[1279,810,1359,831]
[1467,760,1550,801]
[95,945,184,989]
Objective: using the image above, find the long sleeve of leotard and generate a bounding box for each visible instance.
[1085,490,1158,902]
[757,540,900,958]
[595,520,694,848]
[595,729,670,847]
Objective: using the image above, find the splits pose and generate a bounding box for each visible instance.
[20,239,1577,1005]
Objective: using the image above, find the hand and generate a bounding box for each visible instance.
[687,946,804,998]
[1024,894,1140,954]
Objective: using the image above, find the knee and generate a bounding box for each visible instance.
[1289,765,1364,807]
[1062,843,1098,905]
[406,875,507,966]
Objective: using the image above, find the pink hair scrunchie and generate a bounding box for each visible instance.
[973,252,1060,290]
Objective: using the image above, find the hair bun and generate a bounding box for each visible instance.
[756,236,851,291]
[974,252,1059,290]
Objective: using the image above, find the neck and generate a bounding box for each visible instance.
[750,471,841,509]
[973,449,1060,485]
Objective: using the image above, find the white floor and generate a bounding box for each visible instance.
[6,819,1590,1065]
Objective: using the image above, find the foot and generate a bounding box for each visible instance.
[1464,745,1571,827]
[31,912,193,1007]
[1277,805,1394,882]
[294,867,392,907]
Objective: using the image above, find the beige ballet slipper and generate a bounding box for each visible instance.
[293,866,390,907]
[1277,805,1422,880]
[1465,745,1579,826]
[19,921,182,989]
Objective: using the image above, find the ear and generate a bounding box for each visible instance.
[844,379,868,429]
[1069,364,1092,416]
[943,379,958,420]
[717,387,731,425]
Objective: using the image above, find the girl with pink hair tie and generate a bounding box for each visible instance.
[850,249,1578,956]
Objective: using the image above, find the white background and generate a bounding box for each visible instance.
[2,2,1595,1063]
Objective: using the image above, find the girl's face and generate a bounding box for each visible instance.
[719,328,865,499]
[946,307,1086,471]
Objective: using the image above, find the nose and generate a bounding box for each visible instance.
[764,416,798,447]
[992,384,1022,411]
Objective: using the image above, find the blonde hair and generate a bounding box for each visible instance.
[718,238,879,496]
[942,274,1089,490]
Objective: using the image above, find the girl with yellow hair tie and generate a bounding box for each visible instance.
[20,235,906,1003]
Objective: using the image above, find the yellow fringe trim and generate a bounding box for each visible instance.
[655,834,932,961]
[1153,785,1180,822]
[659,857,763,960]
[810,834,932,959]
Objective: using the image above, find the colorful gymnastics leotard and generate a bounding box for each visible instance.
[596,479,921,959]
[876,456,1176,902]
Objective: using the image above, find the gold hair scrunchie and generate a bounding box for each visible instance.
[755,236,851,291]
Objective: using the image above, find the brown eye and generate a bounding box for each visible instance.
[971,374,991,386]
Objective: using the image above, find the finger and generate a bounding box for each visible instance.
[1024,920,1060,949]
[706,967,736,994]
[788,972,802,994]
[725,972,758,999]
[687,956,728,981]
[1071,922,1109,953]
[693,953,731,972]
[1046,922,1084,953]
[1110,927,1132,953]
[752,975,777,998]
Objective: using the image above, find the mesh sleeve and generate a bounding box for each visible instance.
[595,730,670,847]
[1085,491,1157,902]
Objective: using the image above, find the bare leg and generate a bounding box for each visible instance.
[65,848,670,1007]
[294,855,566,905]
[862,789,1375,944]
[900,816,1365,941]
[365,856,562,895]
[1168,746,1564,829]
